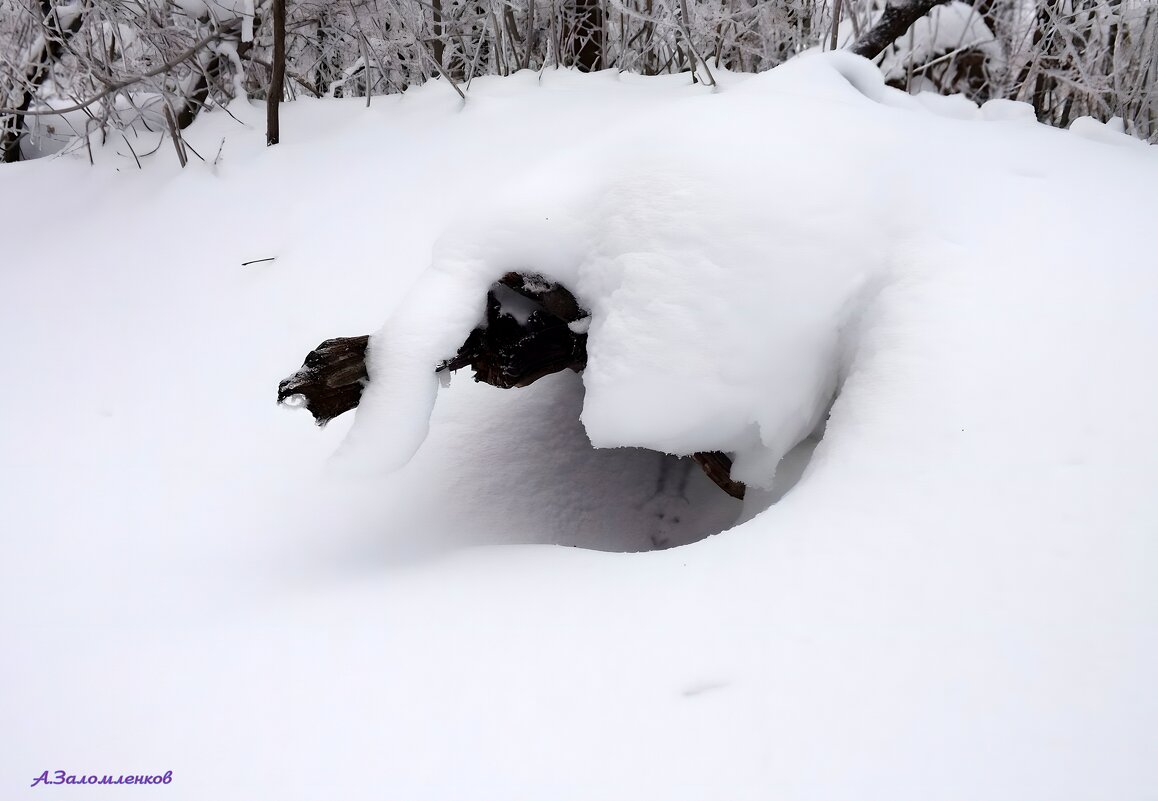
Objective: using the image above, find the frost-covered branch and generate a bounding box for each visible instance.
[0,31,220,118]
[2,0,1154,156]
[1,0,87,162]
[849,0,952,60]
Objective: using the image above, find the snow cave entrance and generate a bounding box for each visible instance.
[431,369,820,552]
[279,272,824,553]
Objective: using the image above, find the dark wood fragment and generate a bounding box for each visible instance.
[439,285,587,389]
[277,335,369,425]
[692,452,746,500]
[497,272,585,323]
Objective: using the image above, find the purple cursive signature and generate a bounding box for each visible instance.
[31,771,173,787]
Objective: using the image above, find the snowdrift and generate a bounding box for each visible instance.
[2,53,1157,800]
[342,55,897,494]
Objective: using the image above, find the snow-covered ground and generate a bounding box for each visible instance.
[3,53,1157,799]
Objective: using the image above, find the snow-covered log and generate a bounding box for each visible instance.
[276,271,589,423]
[278,271,747,499]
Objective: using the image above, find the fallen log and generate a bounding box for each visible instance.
[277,334,369,424]
[277,272,745,500]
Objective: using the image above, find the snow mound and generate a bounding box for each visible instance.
[4,49,1158,801]
[1069,115,1153,149]
[980,98,1039,122]
[345,51,1158,493]
[342,54,905,488]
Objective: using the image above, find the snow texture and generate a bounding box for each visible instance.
[345,55,900,489]
[2,53,1157,801]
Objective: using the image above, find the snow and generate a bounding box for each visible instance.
[345,56,897,486]
[980,97,1039,122]
[241,0,254,43]
[1069,114,1152,149]
[3,54,1158,800]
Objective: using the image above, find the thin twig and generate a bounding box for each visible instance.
[120,132,141,169]
[162,104,187,168]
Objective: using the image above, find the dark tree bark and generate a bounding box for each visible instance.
[439,283,588,389]
[277,273,588,423]
[278,272,746,499]
[692,453,746,500]
[567,0,603,72]
[848,0,951,60]
[176,46,229,131]
[1,1,86,163]
[267,0,286,145]
[278,335,370,423]
[431,0,445,69]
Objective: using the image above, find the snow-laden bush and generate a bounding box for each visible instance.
[3,0,1156,163]
[3,49,1158,799]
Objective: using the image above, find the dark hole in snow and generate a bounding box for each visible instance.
[425,370,743,552]
[418,371,821,553]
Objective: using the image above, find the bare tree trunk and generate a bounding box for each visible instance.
[1,1,86,163]
[830,0,843,51]
[568,0,603,71]
[432,0,445,68]
[267,0,286,145]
